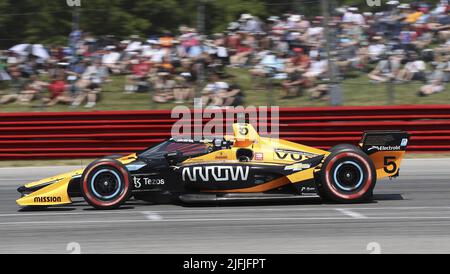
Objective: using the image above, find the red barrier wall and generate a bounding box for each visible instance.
[1,105,450,160]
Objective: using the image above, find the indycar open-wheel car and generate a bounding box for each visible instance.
[17,124,409,209]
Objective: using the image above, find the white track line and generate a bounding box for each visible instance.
[1,206,450,218]
[142,211,163,221]
[2,216,450,226]
[336,209,368,219]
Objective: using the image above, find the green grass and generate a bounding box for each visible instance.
[226,68,450,107]
[0,68,449,112]
[342,74,450,106]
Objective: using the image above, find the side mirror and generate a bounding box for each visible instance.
[165,151,183,165]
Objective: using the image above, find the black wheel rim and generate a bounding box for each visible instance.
[90,169,122,200]
[333,161,364,192]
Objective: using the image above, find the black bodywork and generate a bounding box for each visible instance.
[62,139,324,203]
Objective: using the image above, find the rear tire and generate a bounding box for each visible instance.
[319,145,376,203]
[81,159,132,210]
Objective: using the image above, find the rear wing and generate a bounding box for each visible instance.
[359,131,410,179]
[360,131,410,155]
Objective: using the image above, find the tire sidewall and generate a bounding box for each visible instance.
[81,159,131,209]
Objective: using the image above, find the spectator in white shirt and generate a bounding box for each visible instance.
[72,59,108,108]
[201,72,230,106]
[304,54,328,79]
[102,46,121,74]
[396,56,426,82]
[368,37,387,62]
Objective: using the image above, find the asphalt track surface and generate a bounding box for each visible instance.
[0,158,450,254]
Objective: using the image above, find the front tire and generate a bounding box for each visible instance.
[81,159,132,210]
[320,145,376,203]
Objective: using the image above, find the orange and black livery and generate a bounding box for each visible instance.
[16,123,409,209]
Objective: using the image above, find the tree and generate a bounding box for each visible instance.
[24,0,72,46]
[2,0,437,49]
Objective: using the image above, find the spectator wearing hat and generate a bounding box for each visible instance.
[230,38,254,67]
[72,58,108,108]
[211,83,245,107]
[353,41,371,70]
[405,6,424,24]
[336,34,361,73]
[102,46,121,74]
[301,19,324,46]
[67,57,87,97]
[210,34,230,69]
[173,58,196,104]
[303,53,328,82]
[368,51,403,83]
[250,50,286,88]
[153,71,176,103]
[9,64,25,88]
[368,36,387,62]
[399,25,418,51]
[160,32,175,48]
[239,14,262,34]
[45,72,73,107]
[282,65,306,98]
[281,47,311,97]
[419,71,446,96]
[286,14,303,30]
[290,48,310,70]
[343,7,366,25]
[19,74,48,105]
[396,53,426,82]
[124,55,151,94]
[201,72,229,107]
[419,54,449,96]
[0,71,47,105]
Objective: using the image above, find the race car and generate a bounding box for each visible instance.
[16,123,409,210]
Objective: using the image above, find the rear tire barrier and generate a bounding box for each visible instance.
[81,159,131,210]
[320,145,376,203]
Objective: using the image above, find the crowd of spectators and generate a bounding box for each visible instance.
[1,1,450,109]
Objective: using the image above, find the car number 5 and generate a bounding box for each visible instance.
[384,156,397,174]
